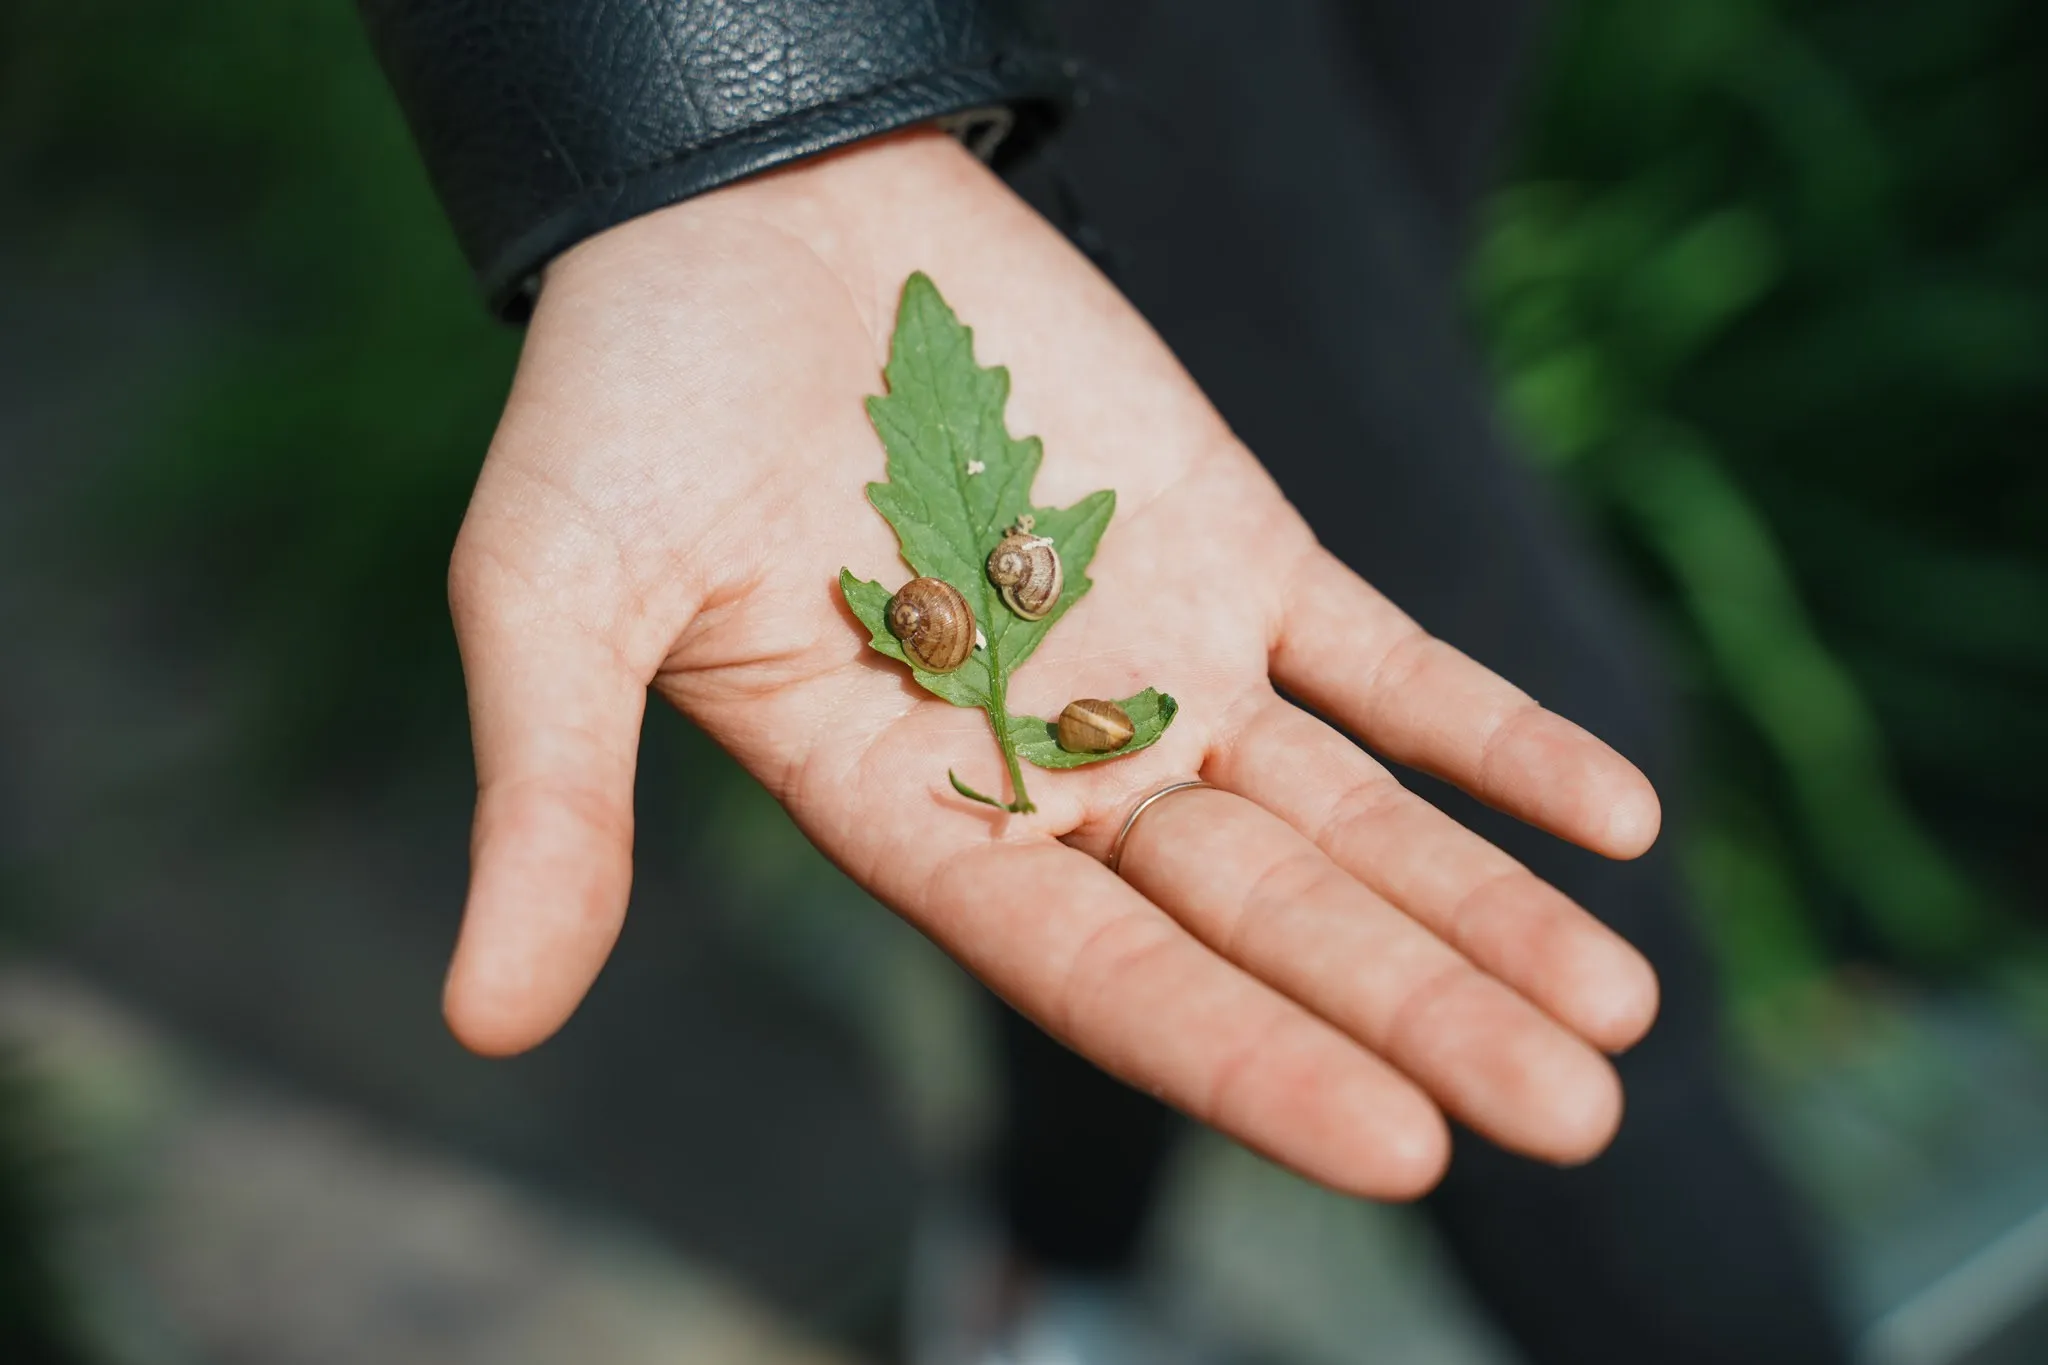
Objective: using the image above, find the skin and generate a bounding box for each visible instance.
[444,129,1663,1200]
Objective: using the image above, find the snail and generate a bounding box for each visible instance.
[887,577,976,673]
[987,516,1063,621]
[1056,698,1135,753]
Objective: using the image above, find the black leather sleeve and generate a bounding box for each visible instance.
[357,1,1080,319]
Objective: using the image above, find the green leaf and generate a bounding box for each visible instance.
[840,569,989,709]
[839,273,1176,811]
[1008,690,1180,769]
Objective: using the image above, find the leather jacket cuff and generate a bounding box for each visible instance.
[358,2,1079,320]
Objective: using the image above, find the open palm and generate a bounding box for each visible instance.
[444,131,1661,1198]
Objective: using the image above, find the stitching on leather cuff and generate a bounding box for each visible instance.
[934,105,1017,161]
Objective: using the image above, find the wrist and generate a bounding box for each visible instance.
[539,128,1007,315]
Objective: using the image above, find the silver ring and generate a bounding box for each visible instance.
[1107,780,1214,875]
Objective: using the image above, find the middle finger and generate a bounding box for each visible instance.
[1114,784,1623,1164]
[1210,695,1660,1053]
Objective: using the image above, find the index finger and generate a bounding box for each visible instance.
[1270,548,1661,859]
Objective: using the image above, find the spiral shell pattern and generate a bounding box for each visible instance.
[886,577,976,673]
[1056,699,1136,754]
[987,527,1063,620]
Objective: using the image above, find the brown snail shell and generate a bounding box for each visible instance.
[1056,698,1135,754]
[887,576,976,673]
[987,520,1063,621]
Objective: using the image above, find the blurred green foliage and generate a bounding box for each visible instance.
[1474,0,2048,1005]
[2,0,518,778]
[2,0,2042,1005]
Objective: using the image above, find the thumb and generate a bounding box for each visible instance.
[443,554,649,1057]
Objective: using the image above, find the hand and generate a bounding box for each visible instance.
[443,130,1662,1197]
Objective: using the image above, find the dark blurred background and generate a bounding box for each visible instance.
[1,1,2044,1362]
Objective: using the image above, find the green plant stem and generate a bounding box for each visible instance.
[943,632,1036,813]
[984,645,1035,813]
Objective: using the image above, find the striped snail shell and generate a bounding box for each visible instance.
[1056,698,1136,754]
[987,517,1063,621]
[887,577,976,673]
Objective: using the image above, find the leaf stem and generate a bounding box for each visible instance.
[984,636,1035,814]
